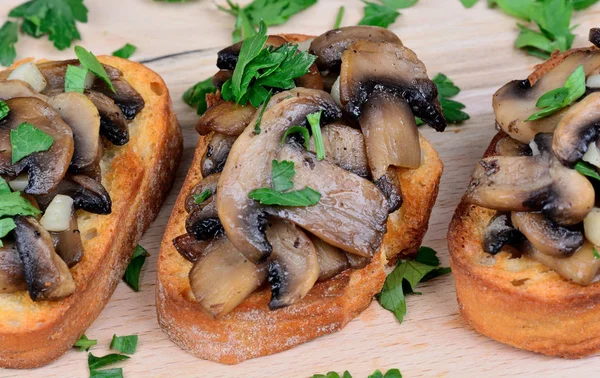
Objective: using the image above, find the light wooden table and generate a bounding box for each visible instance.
[1,1,599,377]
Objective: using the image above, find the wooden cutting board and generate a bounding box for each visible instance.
[1,1,599,377]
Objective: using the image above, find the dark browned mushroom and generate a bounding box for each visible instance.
[196,101,256,136]
[85,90,130,146]
[590,28,600,48]
[185,173,220,213]
[482,213,524,255]
[201,133,237,177]
[186,196,223,241]
[0,241,27,293]
[173,234,209,263]
[511,211,583,257]
[212,70,233,89]
[37,174,112,215]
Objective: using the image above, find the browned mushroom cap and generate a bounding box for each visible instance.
[0,98,74,195]
[493,49,600,144]
[511,211,583,257]
[51,211,83,268]
[201,133,237,177]
[309,123,369,177]
[188,236,268,318]
[85,90,129,146]
[186,196,223,241]
[196,101,256,136]
[0,241,27,293]
[217,88,342,263]
[268,144,388,257]
[0,80,48,101]
[212,69,233,89]
[217,35,288,70]
[309,26,402,73]
[552,92,600,167]
[47,93,102,173]
[295,63,324,90]
[37,174,111,214]
[340,40,446,131]
[523,240,600,286]
[267,220,319,309]
[13,216,75,301]
[591,28,600,48]
[482,212,524,255]
[185,173,220,213]
[310,235,350,281]
[467,133,595,225]
[172,233,209,263]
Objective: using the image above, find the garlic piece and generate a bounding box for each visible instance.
[587,74,600,89]
[8,174,28,192]
[40,195,74,232]
[331,76,341,107]
[582,142,600,168]
[8,62,47,92]
[584,207,600,247]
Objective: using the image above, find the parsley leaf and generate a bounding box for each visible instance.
[88,353,129,371]
[281,126,310,149]
[0,100,10,121]
[271,160,295,192]
[334,6,345,28]
[0,177,11,195]
[0,21,19,67]
[0,192,41,218]
[64,65,88,93]
[110,334,138,355]
[358,2,400,28]
[90,369,123,378]
[183,77,217,116]
[377,246,451,324]
[313,369,402,378]
[193,189,212,204]
[572,0,600,9]
[123,245,149,292]
[74,334,97,352]
[253,91,273,134]
[460,0,479,7]
[594,247,600,259]
[575,161,600,181]
[417,73,469,125]
[10,122,54,163]
[312,372,353,378]
[112,43,137,59]
[74,46,115,93]
[0,218,16,248]
[527,65,585,121]
[307,111,325,160]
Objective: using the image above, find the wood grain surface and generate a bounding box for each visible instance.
[1,1,599,377]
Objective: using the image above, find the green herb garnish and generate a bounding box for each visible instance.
[416,73,469,125]
[183,77,217,115]
[10,122,54,163]
[0,218,16,248]
[193,189,212,204]
[254,91,273,134]
[74,46,115,93]
[358,0,418,28]
[377,246,451,324]
[0,192,41,218]
[74,334,98,352]
[312,369,402,378]
[110,334,138,355]
[0,100,10,121]
[123,245,148,292]
[0,177,11,195]
[334,6,345,28]
[64,65,89,93]
[112,43,137,59]
[575,161,600,181]
[0,21,18,67]
[527,65,585,121]
[594,247,600,259]
[88,353,129,377]
[248,159,321,207]
[307,111,325,161]
[90,369,123,378]
[281,126,310,149]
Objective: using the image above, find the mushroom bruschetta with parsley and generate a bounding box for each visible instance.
[449,28,600,358]
[0,50,181,368]
[157,24,446,364]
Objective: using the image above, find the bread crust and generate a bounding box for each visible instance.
[156,32,443,361]
[448,132,600,358]
[0,56,182,368]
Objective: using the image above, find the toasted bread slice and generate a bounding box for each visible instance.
[0,56,182,368]
[157,40,444,362]
[448,132,600,358]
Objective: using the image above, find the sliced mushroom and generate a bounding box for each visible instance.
[212,69,233,89]
[267,220,319,309]
[340,40,446,131]
[0,80,48,101]
[36,174,112,215]
[13,216,75,301]
[309,123,369,177]
[217,35,288,70]
[173,233,209,263]
[186,197,223,241]
[523,240,600,286]
[482,213,524,255]
[268,144,389,257]
[295,63,324,90]
[189,236,268,318]
[493,49,600,143]
[47,92,102,173]
[346,252,371,269]
[495,134,532,157]
[217,88,342,262]
[590,28,600,48]
[23,60,120,94]
[0,98,74,195]
[552,92,600,167]
[185,173,220,213]
[201,133,237,177]
[467,133,595,225]
[511,211,583,257]
[51,211,84,268]
[374,169,403,214]
[85,90,129,146]
[0,241,27,293]
[310,26,402,73]
[310,235,349,281]
[196,101,256,136]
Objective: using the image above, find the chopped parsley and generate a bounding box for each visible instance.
[526,65,585,121]
[377,246,451,324]
[112,43,137,59]
[334,6,345,28]
[193,189,212,204]
[110,334,138,355]
[312,369,402,378]
[417,73,469,125]
[575,161,600,181]
[307,111,325,160]
[594,247,600,259]
[64,65,89,93]
[281,126,310,149]
[0,21,18,67]
[0,100,10,121]
[74,334,98,352]
[358,0,418,28]
[0,218,16,248]
[74,46,115,93]
[254,91,273,134]
[183,77,217,115]
[88,353,129,378]
[123,245,149,292]
[10,122,54,163]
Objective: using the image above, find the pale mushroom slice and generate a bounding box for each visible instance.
[339,40,445,131]
[308,123,369,177]
[523,240,600,286]
[310,26,402,73]
[188,236,268,318]
[47,92,102,174]
[13,216,75,301]
[217,88,342,263]
[269,144,389,258]
[266,220,319,309]
[310,235,350,281]
[552,92,600,167]
[85,90,129,146]
[0,241,27,294]
[201,133,237,177]
[51,211,84,268]
[196,101,256,136]
[493,48,600,144]
[0,80,48,101]
[0,98,74,195]
[511,211,583,257]
[36,174,112,215]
